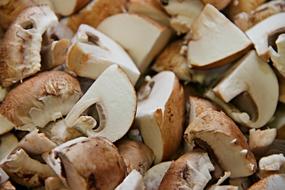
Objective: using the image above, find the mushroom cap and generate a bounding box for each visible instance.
[248,174,285,190]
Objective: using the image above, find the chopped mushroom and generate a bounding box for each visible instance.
[0,133,18,163]
[248,174,285,190]
[49,0,89,16]
[201,0,231,10]
[259,154,285,171]
[208,185,239,190]
[115,170,144,190]
[0,181,16,190]
[270,34,285,77]
[0,168,9,185]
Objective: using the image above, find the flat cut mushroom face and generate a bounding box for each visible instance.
[50,0,89,16]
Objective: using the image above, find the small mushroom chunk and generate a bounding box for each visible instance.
[0,167,9,185]
[64,65,136,142]
[259,154,285,173]
[201,0,231,10]
[208,185,238,190]
[188,4,252,69]
[248,174,285,190]
[159,152,214,190]
[207,50,279,128]
[184,110,257,178]
[0,71,82,131]
[115,170,144,190]
[143,161,172,190]
[50,0,89,16]
[97,14,173,73]
[246,13,285,60]
[117,140,155,175]
[270,34,285,77]
[1,148,55,188]
[45,137,127,190]
[0,6,58,87]
[66,24,140,85]
[136,71,185,163]
[45,177,68,190]
[0,181,15,190]
[0,133,18,163]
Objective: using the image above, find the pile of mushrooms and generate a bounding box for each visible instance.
[0,0,285,189]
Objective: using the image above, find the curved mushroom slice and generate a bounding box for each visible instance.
[201,0,231,10]
[159,152,214,190]
[248,174,285,190]
[144,161,172,190]
[117,140,155,175]
[136,71,185,163]
[188,4,252,69]
[0,71,82,131]
[270,34,285,77]
[67,24,140,85]
[50,0,89,16]
[0,6,58,87]
[184,110,257,178]
[115,170,144,190]
[97,13,172,73]
[207,50,278,128]
[246,12,285,60]
[0,133,18,163]
[65,65,136,142]
[45,137,127,190]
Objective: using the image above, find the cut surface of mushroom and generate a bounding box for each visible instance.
[97,13,172,73]
[115,170,144,190]
[136,71,185,163]
[201,0,231,10]
[248,174,285,190]
[270,34,285,77]
[0,6,58,87]
[0,181,15,190]
[67,24,140,85]
[259,154,285,171]
[184,110,257,178]
[50,0,89,16]
[208,50,279,128]
[65,65,136,142]
[188,4,252,69]
[0,133,18,163]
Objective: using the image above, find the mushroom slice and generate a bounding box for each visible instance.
[188,4,252,69]
[248,174,285,190]
[184,110,257,178]
[0,133,18,163]
[67,24,140,85]
[50,0,89,16]
[97,13,172,73]
[143,161,172,190]
[208,50,279,128]
[45,177,68,190]
[208,185,239,190]
[201,0,231,10]
[0,6,58,87]
[159,152,214,190]
[65,65,136,142]
[0,168,9,185]
[246,13,285,60]
[259,154,285,172]
[45,137,127,190]
[117,139,155,175]
[0,114,14,135]
[0,181,15,190]
[115,170,144,190]
[0,71,82,131]
[136,71,185,163]
[270,34,285,77]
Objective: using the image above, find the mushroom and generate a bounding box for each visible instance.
[0,181,15,190]
[45,137,127,190]
[0,167,9,185]
[45,177,68,190]
[206,50,279,128]
[160,0,204,34]
[0,114,14,136]
[208,185,239,190]
[159,151,214,190]
[0,71,82,131]
[201,0,231,10]
[270,34,285,77]
[66,24,140,85]
[184,110,257,178]
[97,13,173,73]
[49,0,89,16]
[0,133,18,163]
[245,12,285,60]
[0,6,58,87]
[143,161,172,190]
[115,170,144,190]
[117,139,155,175]
[259,154,285,172]
[136,71,185,163]
[63,65,136,142]
[188,4,252,69]
[248,174,285,190]
[1,148,55,187]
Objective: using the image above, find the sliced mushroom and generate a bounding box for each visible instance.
[0,168,9,185]
[246,12,285,60]
[259,154,285,172]
[97,13,173,73]
[50,0,89,16]
[136,71,185,163]
[248,174,285,190]
[45,137,127,190]
[229,177,250,190]
[0,133,18,163]
[201,0,231,10]
[0,71,82,131]
[0,114,14,135]
[0,181,15,190]
[117,139,154,175]
[45,177,68,190]
[159,151,214,190]
[184,110,257,178]
[115,170,144,190]
[208,185,239,190]
[188,4,252,69]
[66,24,140,85]
[270,34,285,77]
[0,6,58,87]
[207,50,278,128]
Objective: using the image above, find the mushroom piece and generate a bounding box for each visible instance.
[246,12,285,60]
[270,34,285,77]
[248,174,285,190]
[208,185,239,190]
[0,114,14,136]
[0,165,9,184]
[65,65,136,142]
[50,0,89,16]
[97,13,173,73]
[259,154,285,172]
[66,24,140,85]
[184,110,257,178]
[0,71,82,131]
[45,177,68,190]
[207,50,279,128]
[188,4,252,69]
[0,133,18,163]
[0,181,15,190]
[201,0,231,10]
[1,148,55,187]
[136,71,185,163]
[115,170,144,190]
[117,139,155,175]
[159,152,214,190]
[0,6,58,87]
[143,161,172,190]
[45,137,127,190]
